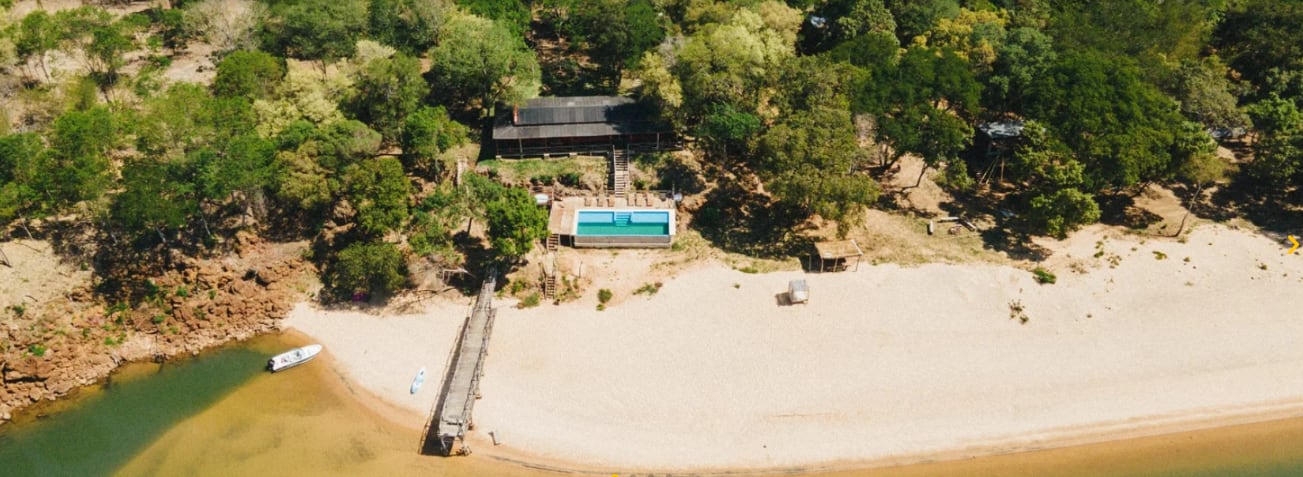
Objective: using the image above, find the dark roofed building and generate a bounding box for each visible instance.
[492,96,679,158]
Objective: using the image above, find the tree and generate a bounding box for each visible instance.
[800,0,896,53]
[755,106,879,236]
[1026,51,1187,189]
[670,7,795,124]
[343,52,428,144]
[15,10,59,81]
[1174,148,1228,236]
[984,26,1055,115]
[213,50,284,99]
[345,157,411,236]
[332,241,407,294]
[1008,122,1101,238]
[85,22,133,90]
[886,0,959,43]
[198,134,277,217]
[268,0,367,72]
[452,0,530,36]
[564,0,666,89]
[484,186,548,259]
[183,0,264,55]
[47,107,116,209]
[865,46,980,177]
[367,0,448,55]
[1166,58,1250,131]
[696,103,761,163]
[0,133,51,223]
[1215,0,1303,97]
[111,158,195,243]
[426,13,540,117]
[400,105,468,176]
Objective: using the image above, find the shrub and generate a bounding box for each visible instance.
[557,172,582,187]
[28,344,47,357]
[151,315,166,324]
[597,288,613,304]
[175,286,190,297]
[519,293,541,308]
[634,283,662,296]
[1032,267,1056,284]
[1152,251,1167,260]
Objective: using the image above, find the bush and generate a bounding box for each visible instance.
[557,172,582,187]
[28,344,47,357]
[1032,267,1056,284]
[634,282,662,296]
[332,241,408,295]
[519,292,541,308]
[597,288,613,304]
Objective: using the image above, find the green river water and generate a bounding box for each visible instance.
[2,334,1303,476]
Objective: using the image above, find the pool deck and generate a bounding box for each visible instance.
[547,193,676,236]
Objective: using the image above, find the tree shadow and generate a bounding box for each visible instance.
[690,182,815,259]
[1096,193,1161,230]
[1209,177,1303,234]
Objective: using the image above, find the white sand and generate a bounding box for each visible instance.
[286,224,1303,471]
[281,300,475,419]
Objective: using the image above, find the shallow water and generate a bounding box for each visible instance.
[4,333,1303,476]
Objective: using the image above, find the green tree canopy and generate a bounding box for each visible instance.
[484,186,548,259]
[266,0,367,71]
[0,133,51,222]
[213,50,285,100]
[1026,51,1188,189]
[426,13,540,117]
[111,158,197,242]
[560,0,666,89]
[47,106,117,209]
[331,241,407,294]
[367,0,448,55]
[344,157,411,237]
[343,52,428,144]
[400,105,468,177]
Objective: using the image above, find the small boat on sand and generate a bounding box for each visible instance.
[267,344,323,372]
[411,367,427,394]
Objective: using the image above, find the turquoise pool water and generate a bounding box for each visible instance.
[576,210,670,236]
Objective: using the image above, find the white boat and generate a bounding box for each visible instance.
[266,344,323,372]
[411,367,427,394]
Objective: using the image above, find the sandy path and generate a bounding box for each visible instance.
[286,224,1303,471]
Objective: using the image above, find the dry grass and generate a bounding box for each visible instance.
[848,210,1008,266]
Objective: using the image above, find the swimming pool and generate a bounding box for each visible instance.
[574,210,673,236]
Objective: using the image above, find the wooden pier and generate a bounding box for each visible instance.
[420,273,498,456]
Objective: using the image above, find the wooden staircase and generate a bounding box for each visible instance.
[543,233,559,300]
[610,147,630,196]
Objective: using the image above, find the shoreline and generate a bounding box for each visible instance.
[284,223,1303,474]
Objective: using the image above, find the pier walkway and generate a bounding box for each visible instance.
[420,273,497,456]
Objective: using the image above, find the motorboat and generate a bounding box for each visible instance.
[266,344,323,372]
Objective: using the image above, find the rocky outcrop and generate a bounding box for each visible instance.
[0,241,313,426]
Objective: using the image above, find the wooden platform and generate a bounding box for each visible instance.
[546,193,676,236]
[421,273,497,456]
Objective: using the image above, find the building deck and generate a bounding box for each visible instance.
[546,192,677,236]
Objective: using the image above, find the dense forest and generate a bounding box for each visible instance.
[0,0,1300,303]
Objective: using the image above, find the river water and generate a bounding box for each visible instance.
[2,334,1302,476]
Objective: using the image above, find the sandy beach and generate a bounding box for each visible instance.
[284,223,1303,471]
